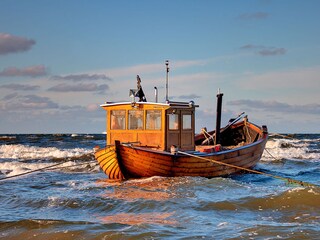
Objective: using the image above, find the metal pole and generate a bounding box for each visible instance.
[165,60,169,102]
[154,87,158,103]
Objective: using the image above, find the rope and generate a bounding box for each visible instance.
[243,117,252,143]
[45,159,98,171]
[177,150,318,188]
[0,161,68,181]
[0,159,97,181]
[201,128,214,145]
[264,148,280,162]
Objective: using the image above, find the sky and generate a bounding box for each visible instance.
[0,0,319,134]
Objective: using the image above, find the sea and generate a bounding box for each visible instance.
[0,133,319,239]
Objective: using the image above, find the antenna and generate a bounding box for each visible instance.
[165,60,169,102]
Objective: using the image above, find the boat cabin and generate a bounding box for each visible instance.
[101,101,198,151]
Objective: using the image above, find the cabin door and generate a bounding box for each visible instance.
[166,109,195,151]
[166,110,180,151]
[180,110,194,151]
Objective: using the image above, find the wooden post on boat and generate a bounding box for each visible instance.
[215,90,223,145]
[165,60,169,102]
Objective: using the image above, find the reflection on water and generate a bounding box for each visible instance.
[96,177,191,226]
[99,212,177,225]
[103,188,172,201]
[98,176,176,201]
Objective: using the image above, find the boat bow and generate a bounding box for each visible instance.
[94,145,125,180]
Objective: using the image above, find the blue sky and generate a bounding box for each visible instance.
[0,0,319,133]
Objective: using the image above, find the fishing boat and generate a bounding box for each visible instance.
[94,62,268,180]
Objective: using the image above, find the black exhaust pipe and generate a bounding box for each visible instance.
[215,90,223,145]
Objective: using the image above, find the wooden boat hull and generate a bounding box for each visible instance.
[118,138,266,178]
[95,121,268,180]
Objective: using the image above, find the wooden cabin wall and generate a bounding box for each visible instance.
[105,104,167,150]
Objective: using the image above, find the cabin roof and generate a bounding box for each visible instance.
[100,101,169,107]
[100,101,199,108]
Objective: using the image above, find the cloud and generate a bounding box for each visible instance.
[0,65,48,77]
[2,93,19,101]
[227,99,320,115]
[240,44,286,56]
[238,12,269,20]
[258,48,286,56]
[239,65,320,91]
[86,103,99,112]
[97,59,210,78]
[0,94,104,133]
[0,83,40,91]
[174,59,208,68]
[51,73,112,81]
[47,83,109,93]
[0,33,35,55]
[0,94,59,110]
[176,94,202,100]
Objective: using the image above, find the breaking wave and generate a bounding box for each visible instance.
[263,137,320,161]
[0,144,95,178]
[0,144,92,160]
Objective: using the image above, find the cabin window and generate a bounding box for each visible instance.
[128,110,144,130]
[110,110,126,130]
[182,114,192,129]
[146,110,161,130]
[169,113,179,130]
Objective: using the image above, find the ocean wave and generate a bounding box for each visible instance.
[267,138,309,149]
[0,161,52,177]
[71,134,98,139]
[0,136,17,141]
[0,144,97,178]
[0,219,98,240]
[263,139,320,161]
[0,144,92,160]
[0,159,98,178]
[198,187,320,212]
